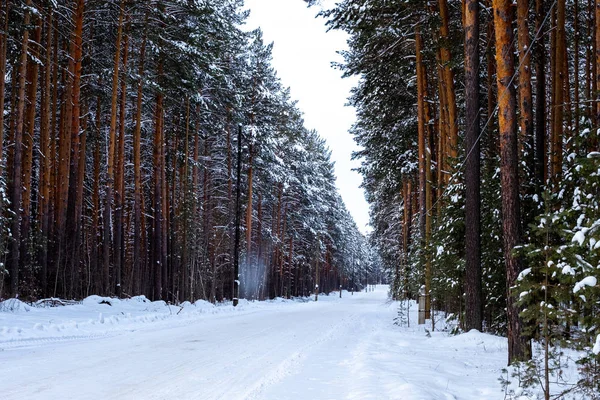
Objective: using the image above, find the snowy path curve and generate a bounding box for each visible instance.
[0,287,507,400]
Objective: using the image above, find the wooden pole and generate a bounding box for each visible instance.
[233,126,243,306]
[315,237,319,302]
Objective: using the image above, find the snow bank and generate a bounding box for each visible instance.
[0,298,32,313]
[440,329,507,354]
[0,294,305,346]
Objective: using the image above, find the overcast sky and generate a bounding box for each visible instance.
[244,0,371,234]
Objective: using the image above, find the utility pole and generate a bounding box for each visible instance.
[315,235,319,301]
[232,125,243,306]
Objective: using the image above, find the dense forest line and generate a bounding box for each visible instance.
[309,0,600,394]
[0,0,375,304]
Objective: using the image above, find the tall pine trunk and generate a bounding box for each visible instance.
[114,25,129,297]
[153,57,165,301]
[21,19,42,280]
[493,0,531,364]
[551,0,566,180]
[517,0,533,165]
[535,0,547,186]
[133,26,147,296]
[596,0,600,135]
[464,0,482,331]
[415,25,431,320]
[39,8,53,296]
[104,0,125,295]
[0,1,9,180]
[246,142,254,285]
[9,0,32,296]
[65,0,85,297]
[438,0,458,167]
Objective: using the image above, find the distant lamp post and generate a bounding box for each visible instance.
[233,125,243,307]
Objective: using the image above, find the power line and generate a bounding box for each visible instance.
[426,0,558,216]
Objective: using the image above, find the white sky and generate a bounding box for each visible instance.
[244,0,371,234]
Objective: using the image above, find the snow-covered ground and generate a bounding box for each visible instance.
[1,286,511,399]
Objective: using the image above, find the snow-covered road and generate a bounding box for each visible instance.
[1,286,508,400]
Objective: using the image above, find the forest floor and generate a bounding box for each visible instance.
[2,286,514,399]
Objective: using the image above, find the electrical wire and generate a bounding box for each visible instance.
[425,0,559,216]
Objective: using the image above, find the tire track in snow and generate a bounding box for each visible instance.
[242,312,358,400]
[0,332,115,350]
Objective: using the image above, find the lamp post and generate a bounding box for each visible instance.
[232,125,243,306]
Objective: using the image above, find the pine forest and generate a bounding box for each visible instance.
[313,0,600,395]
[2,0,600,398]
[0,0,374,305]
